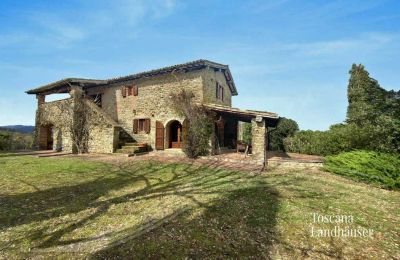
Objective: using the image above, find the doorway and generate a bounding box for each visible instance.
[39,124,54,150]
[168,120,182,148]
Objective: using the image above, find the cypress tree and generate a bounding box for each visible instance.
[346,64,387,126]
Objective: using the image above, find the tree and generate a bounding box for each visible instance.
[346,64,387,126]
[170,89,214,158]
[285,64,400,156]
[269,117,299,151]
[346,64,400,153]
[0,131,11,150]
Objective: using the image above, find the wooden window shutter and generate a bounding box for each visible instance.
[133,85,138,96]
[216,82,219,99]
[133,119,138,134]
[155,121,164,150]
[145,119,150,134]
[121,86,127,98]
[221,86,224,101]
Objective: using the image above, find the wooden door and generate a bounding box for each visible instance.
[171,127,181,148]
[155,121,164,150]
[46,126,53,150]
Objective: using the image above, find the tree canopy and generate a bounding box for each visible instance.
[285,64,400,155]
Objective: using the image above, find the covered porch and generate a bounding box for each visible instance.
[205,104,279,164]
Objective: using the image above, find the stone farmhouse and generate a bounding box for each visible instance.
[26,60,279,162]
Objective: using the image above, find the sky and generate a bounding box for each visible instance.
[0,0,399,130]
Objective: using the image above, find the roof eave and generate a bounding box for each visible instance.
[26,78,108,95]
[204,104,279,120]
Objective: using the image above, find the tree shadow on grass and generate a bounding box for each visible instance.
[90,183,280,259]
[1,159,280,258]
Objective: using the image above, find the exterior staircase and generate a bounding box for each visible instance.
[115,142,148,156]
[115,129,148,156]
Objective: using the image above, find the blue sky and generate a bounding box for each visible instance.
[0,0,399,130]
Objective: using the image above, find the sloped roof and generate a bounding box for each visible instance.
[204,103,279,126]
[26,78,107,94]
[26,59,238,95]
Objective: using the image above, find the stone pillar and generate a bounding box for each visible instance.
[33,95,45,150]
[69,86,85,154]
[36,94,45,106]
[251,117,267,161]
[69,86,84,99]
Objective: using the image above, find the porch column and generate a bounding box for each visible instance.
[251,117,267,161]
[36,94,45,106]
[34,94,45,150]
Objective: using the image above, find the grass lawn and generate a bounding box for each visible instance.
[0,153,399,259]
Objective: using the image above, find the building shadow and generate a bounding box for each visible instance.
[0,160,280,258]
[90,181,280,258]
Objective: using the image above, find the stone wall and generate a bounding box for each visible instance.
[34,66,241,154]
[251,118,267,160]
[87,125,116,153]
[87,67,236,151]
[84,99,119,153]
[36,96,118,153]
[89,70,203,149]
[202,68,232,107]
[37,98,74,152]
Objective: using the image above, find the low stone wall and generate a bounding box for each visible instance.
[267,160,323,168]
[202,155,264,166]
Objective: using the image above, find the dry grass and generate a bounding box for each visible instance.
[0,153,398,259]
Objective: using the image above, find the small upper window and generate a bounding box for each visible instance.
[122,85,138,97]
[216,82,224,101]
[90,94,102,107]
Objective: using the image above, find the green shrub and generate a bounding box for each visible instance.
[283,124,352,156]
[269,117,299,151]
[242,123,252,145]
[283,122,399,156]
[0,130,33,151]
[323,150,400,190]
[170,89,214,158]
[0,132,11,150]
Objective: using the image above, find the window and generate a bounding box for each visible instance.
[216,82,224,101]
[122,85,138,97]
[133,118,150,134]
[132,85,138,96]
[138,119,146,132]
[90,94,102,108]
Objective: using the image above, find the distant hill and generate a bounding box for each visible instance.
[0,125,35,134]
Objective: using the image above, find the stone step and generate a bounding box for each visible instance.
[126,151,150,157]
[115,146,147,154]
[115,148,139,153]
[122,143,140,148]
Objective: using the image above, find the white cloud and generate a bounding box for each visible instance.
[0,0,178,49]
[84,0,178,28]
[281,32,397,56]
